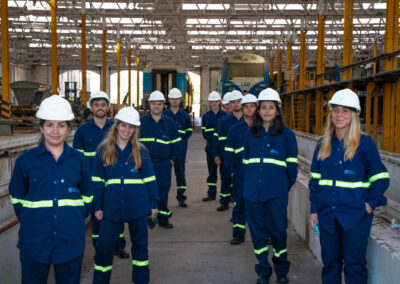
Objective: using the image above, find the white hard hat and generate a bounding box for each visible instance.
[168,88,183,99]
[114,106,141,126]
[208,91,221,101]
[87,90,110,110]
[241,94,258,105]
[36,95,75,121]
[149,90,165,102]
[222,92,231,105]
[328,88,361,114]
[229,90,244,102]
[258,88,281,107]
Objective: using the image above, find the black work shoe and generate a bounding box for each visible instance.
[230,237,244,245]
[159,222,174,229]
[277,275,289,283]
[217,203,229,211]
[114,249,130,259]
[202,196,216,201]
[256,275,269,284]
[178,199,188,207]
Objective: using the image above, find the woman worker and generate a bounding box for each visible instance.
[243,88,298,284]
[92,106,158,284]
[9,95,93,284]
[308,88,390,284]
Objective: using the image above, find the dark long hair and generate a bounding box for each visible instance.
[250,101,285,137]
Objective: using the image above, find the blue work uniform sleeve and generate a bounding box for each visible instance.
[212,124,220,157]
[92,150,106,212]
[217,122,227,157]
[364,136,390,210]
[140,147,159,209]
[224,128,236,175]
[201,116,207,139]
[9,157,28,219]
[170,122,182,163]
[73,127,85,153]
[78,155,94,217]
[285,130,299,190]
[308,145,321,214]
[185,114,193,140]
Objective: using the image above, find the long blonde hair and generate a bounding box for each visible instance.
[318,111,361,161]
[99,121,143,169]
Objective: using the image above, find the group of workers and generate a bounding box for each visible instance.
[9,83,389,284]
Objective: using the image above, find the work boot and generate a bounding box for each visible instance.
[256,275,269,284]
[217,203,229,211]
[277,275,289,283]
[114,248,130,259]
[178,198,188,207]
[202,196,216,201]
[230,237,244,245]
[159,222,174,229]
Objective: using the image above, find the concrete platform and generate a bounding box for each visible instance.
[80,129,322,284]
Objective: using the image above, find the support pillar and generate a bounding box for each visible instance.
[136,56,140,108]
[1,0,11,118]
[200,66,211,116]
[50,0,58,94]
[342,0,354,81]
[128,49,131,106]
[102,18,107,92]
[81,3,87,105]
[315,1,325,135]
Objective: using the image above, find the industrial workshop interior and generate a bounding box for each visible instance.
[0,1,399,284]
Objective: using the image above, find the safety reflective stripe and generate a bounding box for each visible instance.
[143,176,156,183]
[218,136,227,141]
[138,138,155,142]
[369,172,390,183]
[235,147,244,154]
[207,182,217,186]
[124,179,144,184]
[20,199,53,208]
[76,149,84,153]
[225,147,235,152]
[92,234,99,238]
[178,130,186,134]
[201,126,206,130]
[310,172,321,179]
[213,133,219,137]
[58,199,85,207]
[205,128,214,132]
[273,248,288,258]
[254,246,269,255]
[10,195,24,205]
[177,186,187,189]
[335,181,370,188]
[186,128,193,132]
[242,158,261,164]
[318,179,333,186]
[156,139,170,144]
[84,151,96,157]
[94,264,112,272]
[220,193,231,197]
[171,137,182,143]
[92,176,105,182]
[105,179,121,186]
[262,158,287,167]
[81,195,93,203]
[286,157,298,163]
[119,233,124,238]
[233,224,246,229]
[159,210,172,216]
[132,260,149,267]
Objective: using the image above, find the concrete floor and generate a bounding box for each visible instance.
[80,129,322,284]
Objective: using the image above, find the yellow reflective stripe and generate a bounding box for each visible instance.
[369,172,390,183]
[220,193,231,197]
[94,264,112,272]
[178,130,186,134]
[138,138,155,142]
[218,136,227,141]
[171,137,182,143]
[262,158,287,167]
[286,157,298,163]
[81,195,93,203]
[201,126,206,130]
[213,132,219,137]
[92,176,105,182]
[76,149,84,153]
[132,260,149,267]
[242,158,261,164]
[254,246,269,255]
[207,182,216,186]
[159,210,172,216]
[10,195,24,205]
[177,186,187,189]
[92,234,99,238]
[318,179,333,186]
[156,139,170,144]
[335,181,370,188]
[235,147,244,154]
[233,224,246,229]
[225,147,235,152]
[205,128,214,132]
[143,176,156,183]
[186,128,193,131]
[310,172,321,179]
[84,151,96,157]
[273,248,288,257]
[124,179,144,184]
[105,179,121,186]
[23,200,53,208]
[119,233,124,238]
[58,199,84,207]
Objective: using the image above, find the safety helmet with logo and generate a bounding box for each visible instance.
[241,94,258,106]
[87,90,110,110]
[208,91,221,101]
[328,88,361,114]
[148,90,165,102]
[229,90,244,102]
[114,106,141,126]
[222,92,231,105]
[168,88,183,99]
[36,95,75,121]
[258,88,281,107]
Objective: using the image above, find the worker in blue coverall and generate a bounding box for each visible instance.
[9,95,93,284]
[213,90,243,211]
[308,89,390,284]
[224,94,257,245]
[73,90,129,259]
[139,90,181,228]
[163,88,193,208]
[92,107,158,284]
[243,88,298,284]
[201,91,227,201]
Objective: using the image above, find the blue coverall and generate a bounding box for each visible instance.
[309,134,390,284]
[92,145,158,284]
[139,114,181,224]
[201,108,227,198]
[224,121,250,240]
[73,118,127,249]
[9,141,93,284]
[243,126,298,279]
[213,114,242,204]
[163,107,193,201]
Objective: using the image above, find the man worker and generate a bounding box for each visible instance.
[73,90,129,259]
[139,91,181,228]
[222,92,232,114]
[163,88,193,208]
